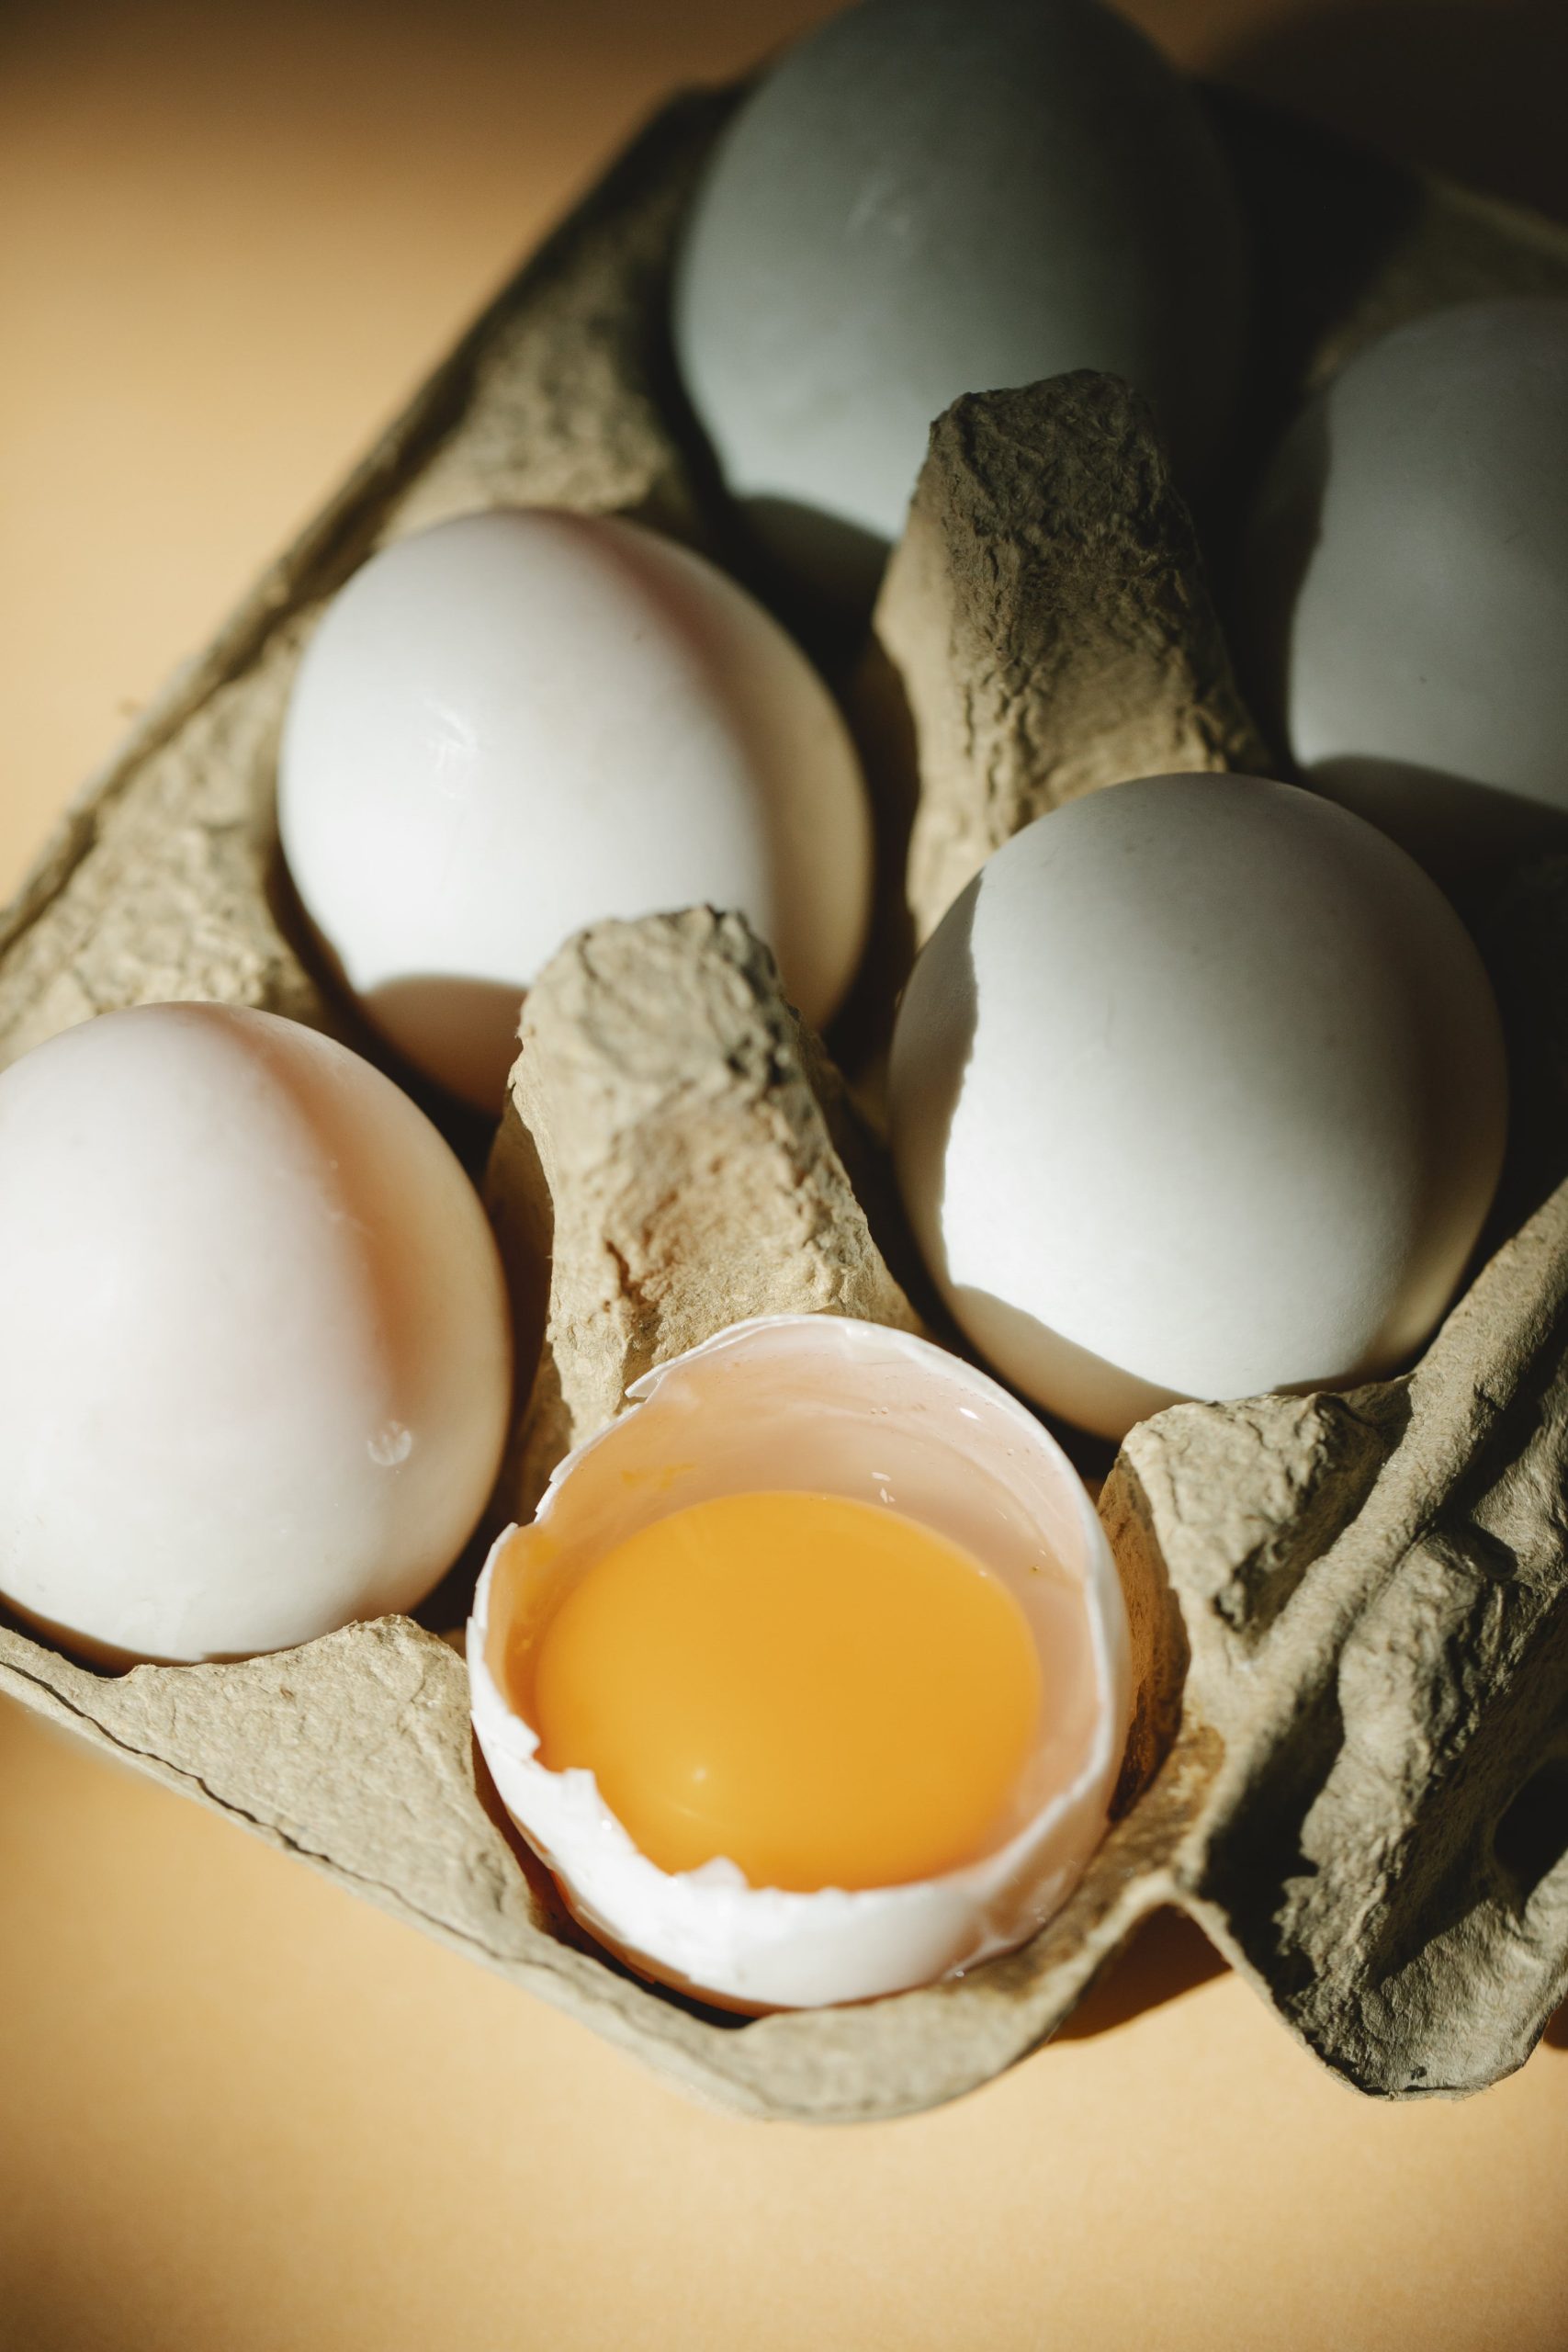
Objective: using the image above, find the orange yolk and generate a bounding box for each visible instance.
[526,1490,1043,1892]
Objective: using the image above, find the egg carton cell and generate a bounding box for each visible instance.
[2,78,1567,2120]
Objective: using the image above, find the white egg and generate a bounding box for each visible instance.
[468,1316,1129,2012]
[0,1003,512,1664]
[888,776,1507,1441]
[673,0,1247,605]
[1242,298,1568,878]
[278,508,874,1108]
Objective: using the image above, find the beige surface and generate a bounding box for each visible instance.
[2,5,1566,2346]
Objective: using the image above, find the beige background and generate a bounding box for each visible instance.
[2,5,1566,2346]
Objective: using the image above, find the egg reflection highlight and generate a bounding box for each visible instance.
[468,1316,1129,2013]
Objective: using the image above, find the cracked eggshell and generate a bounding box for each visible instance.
[0,1003,512,1665]
[468,1315,1129,2012]
[277,507,874,1110]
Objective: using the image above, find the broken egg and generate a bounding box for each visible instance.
[468,1316,1129,2011]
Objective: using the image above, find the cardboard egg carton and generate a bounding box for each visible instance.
[4,85,1567,2121]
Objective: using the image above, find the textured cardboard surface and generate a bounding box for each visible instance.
[488,907,921,1524]
[1108,1179,1568,2095]
[877,373,1269,943]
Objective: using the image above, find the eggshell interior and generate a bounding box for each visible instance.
[469,1316,1130,2011]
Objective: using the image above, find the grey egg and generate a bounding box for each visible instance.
[1241,297,1568,882]
[672,0,1247,609]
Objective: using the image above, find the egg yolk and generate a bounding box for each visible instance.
[526,1490,1043,1892]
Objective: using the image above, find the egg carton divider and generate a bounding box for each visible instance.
[3,85,1568,2119]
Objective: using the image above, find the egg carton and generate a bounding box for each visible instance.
[3,84,1567,2123]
